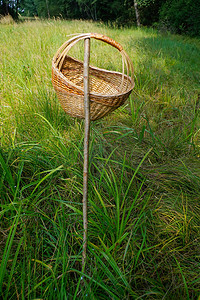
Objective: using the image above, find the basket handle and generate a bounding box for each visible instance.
[53,33,134,91]
[90,33,134,87]
[90,33,123,52]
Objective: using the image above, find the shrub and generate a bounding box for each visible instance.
[159,0,200,36]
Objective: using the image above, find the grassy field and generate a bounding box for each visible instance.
[0,19,200,299]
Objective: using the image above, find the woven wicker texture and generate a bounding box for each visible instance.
[52,33,135,121]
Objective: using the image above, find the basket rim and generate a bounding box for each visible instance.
[52,55,135,98]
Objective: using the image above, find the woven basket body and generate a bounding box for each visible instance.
[52,33,134,121]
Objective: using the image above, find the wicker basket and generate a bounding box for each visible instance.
[52,33,134,121]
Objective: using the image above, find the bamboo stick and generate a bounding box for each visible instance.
[82,37,90,269]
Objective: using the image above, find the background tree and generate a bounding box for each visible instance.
[159,0,200,36]
[133,0,140,27]
[0,0,20,17]
[5,0,199,37]
[20,0,37,17]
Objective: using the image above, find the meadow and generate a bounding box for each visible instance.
[0,19,200,299]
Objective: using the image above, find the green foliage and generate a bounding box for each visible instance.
[0,0,18,18]
[138,0,165,26]
[159,0,200,36]
[20,0,38,17]
[1,0,200,36]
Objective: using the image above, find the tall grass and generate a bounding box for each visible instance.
[0,20,200,299]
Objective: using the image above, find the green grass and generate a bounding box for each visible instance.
[0,19,200,299]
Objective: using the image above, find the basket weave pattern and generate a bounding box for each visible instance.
[52,33,134,121]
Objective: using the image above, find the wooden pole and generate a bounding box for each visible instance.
[82,37,90,269]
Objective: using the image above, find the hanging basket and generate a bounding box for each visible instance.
[52,33,135,121]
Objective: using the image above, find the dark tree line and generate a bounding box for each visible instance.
[0,0,19,17]
[0,0,199,36]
